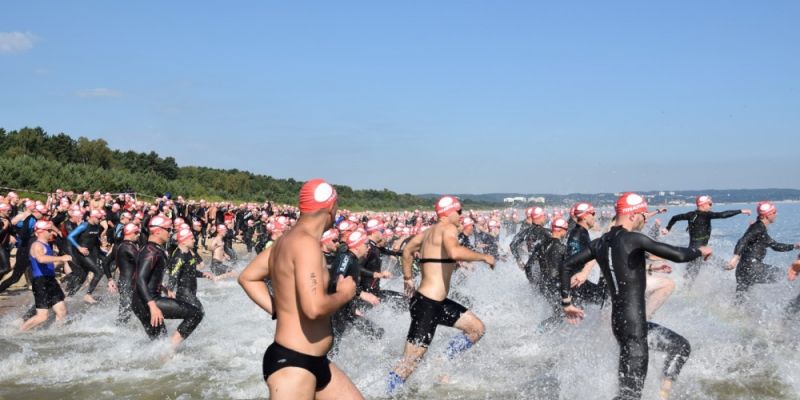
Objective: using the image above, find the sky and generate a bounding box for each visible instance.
[1,1,798,195]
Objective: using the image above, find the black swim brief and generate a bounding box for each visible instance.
[263,342,332,390]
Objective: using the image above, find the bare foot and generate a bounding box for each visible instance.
[83,294,97,304]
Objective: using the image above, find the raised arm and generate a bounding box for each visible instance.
[636,233,703,263]
[664,212,691,232]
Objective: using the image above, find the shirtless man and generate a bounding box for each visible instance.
[260,178,361,400]
[209,224,235,279]
[387,196,495,394]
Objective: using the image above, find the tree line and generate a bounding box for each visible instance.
[0,127,435,210]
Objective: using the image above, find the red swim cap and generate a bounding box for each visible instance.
[0,203,10,212]
[615,192,648,216]
[435,196,461,218]
[365,218,384,233]
[696,195,712,207]
[338,220,354,232]
[461,217,475,227]
[89,209,103,219]
[321,229,340,243]
[345,229,368,250]
[217,224,227,233]
[530,207,546,219]
[757,201,776,217]
[551,218,569,232]
[121,212,133,220]
[176,228,194,243]
[34,220,54,232]
[123,223,140,236]
[298,179,338,214]
[149,215,173,230]
[573,202,595,218]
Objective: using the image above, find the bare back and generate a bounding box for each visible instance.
[416,222,459,301]
[268,227,333,356]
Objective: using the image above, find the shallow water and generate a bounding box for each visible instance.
[1,202,799,399]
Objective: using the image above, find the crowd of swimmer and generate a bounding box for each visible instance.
[2,185,800,400]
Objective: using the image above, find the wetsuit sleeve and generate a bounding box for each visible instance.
[665,212,691,231]
[560,246,596,299]
[68,222,88,248]
[733,224,760,256]
[766,234,795,252]
[378,246,402,257]
[509,229,527,262]
[167,255,181,292]
[635,233,702,262]
[136,250,156,303]
[51,211,67,226]
[710,210,741,219]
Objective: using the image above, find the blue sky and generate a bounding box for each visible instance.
[1,1,798,195]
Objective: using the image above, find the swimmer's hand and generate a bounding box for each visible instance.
[107,279,118,294]
[698,246,712,261]
[484,255,496,270]
[563,304,584,325]
[148,301,164,327]
[648,264,672,274]
[78,247,89,256]
[725,255,739,271]
[166,289,176,299]
[570,272,588,288]
[360,291,380,306]
[403,278,415,297]
[788,267,798,281]
[741,209,752,216]
[336,275,357,299]
[60,255,72,263]
[202,272,214,280]
[380,271,394,279]
[660,228,669,236]
[516,260,525,270]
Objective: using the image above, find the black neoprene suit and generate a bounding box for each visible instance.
[510,223,551,286]
[115,240,139,323]
[132,242,203,339]
[561,226,701,400]
[732,220,795,298]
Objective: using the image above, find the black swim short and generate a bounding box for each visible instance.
[263,342,331,391]
[406,291,468,347]
[210,260,231,275]
[32,276,65,309]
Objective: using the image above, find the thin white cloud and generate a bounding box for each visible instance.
[0,32,37,54]
[76,88,122,98]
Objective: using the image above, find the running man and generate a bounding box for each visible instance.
[562,193,711,400]
[726,201,799,303]
[387,196,495,394]
[260,179,362,399]
[20,221,72,331]
[662,195,751,285]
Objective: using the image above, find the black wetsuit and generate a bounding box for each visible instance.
[115,240,139,323]
[476,231,500,258]
[328,249,382,355]
[666,209,743,282]
[566,224,606,304]
[561,226,701,400]
[0,217,11,281]
[168,247,206,312]
[223,229,237,261]
[535,236,567,331]
[359,241,406,307]
[732,220,795,301]
[131,242,204,339]
[0,215,36,294]
[67,221,109,296]
[510,223,551,286]
[458,232,475,251]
